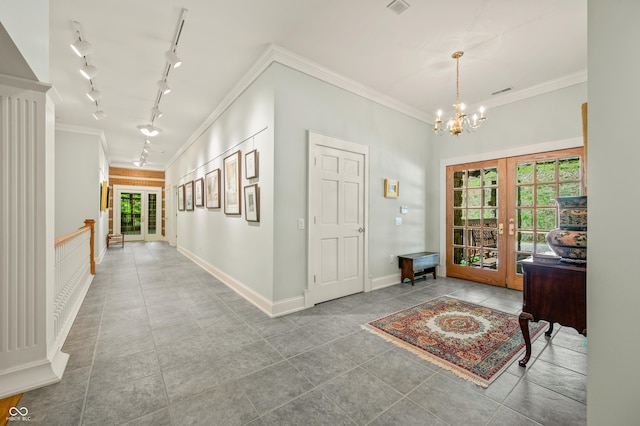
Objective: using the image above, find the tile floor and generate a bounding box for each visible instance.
[19,242,587,425]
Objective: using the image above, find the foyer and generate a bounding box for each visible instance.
[18,242,586,425]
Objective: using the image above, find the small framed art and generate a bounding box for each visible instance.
[178,185,185,211]
[384,179,399,198]
[185,181,194,211]
[205,169,221,209]
[195,178,204,207]
[224,151,241,215]
[244,184,259,222]
[245,149,258,179]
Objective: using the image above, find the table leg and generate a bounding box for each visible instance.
[518,312,535,367]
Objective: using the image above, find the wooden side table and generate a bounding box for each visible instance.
[107,233,124,248]
[398,252,439,286]
[518,258,586,366]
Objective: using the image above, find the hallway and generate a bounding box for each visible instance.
[19,242,586,425]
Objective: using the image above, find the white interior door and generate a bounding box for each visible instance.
[309,133,368,304]
[114,186,162,241]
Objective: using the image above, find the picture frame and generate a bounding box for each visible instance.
[205,169,221,209]
[384,179,399,198]
[178,185,185,211]
[195,178,204,207]
[100,181,108,211]
[224,151,242,215]
[185,180,194,211]
[244,184,259,222]
[245,149,258,179]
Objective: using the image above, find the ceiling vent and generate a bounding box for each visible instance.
[492,86,514,96]
[387,0,410,15]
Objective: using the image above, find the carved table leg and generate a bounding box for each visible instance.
[545,322,554,337]
[518,312,535,367]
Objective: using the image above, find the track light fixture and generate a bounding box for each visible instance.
[165,50,182,68]
[157,80,171,94]
[137,124,161,137]
[92,110,106,120]
[151,107,163,119]
[70,38,92,57]
[79,64,97,80]
[86,89,102,102]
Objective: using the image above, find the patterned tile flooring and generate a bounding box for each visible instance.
[19,242,586,425]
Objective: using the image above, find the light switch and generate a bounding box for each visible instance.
[395,217,402,226]
[298,218,305,230]
[400,205,408,214]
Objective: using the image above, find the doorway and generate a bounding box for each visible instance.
[446,147,584,290]
[113,186,163,241]
[308,132,369,304]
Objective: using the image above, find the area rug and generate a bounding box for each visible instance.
[366,296,547,387]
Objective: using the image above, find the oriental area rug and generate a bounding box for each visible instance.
[366,296,547,387]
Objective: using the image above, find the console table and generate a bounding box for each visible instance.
[398,252,439,286]
[518,258,586,366]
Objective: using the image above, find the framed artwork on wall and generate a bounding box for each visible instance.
[195,178,204,207]
[245,149,258,179]
[185,180,194,211]
[384,179,399,198]
[244,184,259,222]
[178,184,185,211]
[224,151,241,215]
[205,169,221,209]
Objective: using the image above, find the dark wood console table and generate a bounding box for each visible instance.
[398,252,439,286]
[518,258,586,366]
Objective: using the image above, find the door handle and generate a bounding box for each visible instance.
[508,218,515,235]
[357,227,365,233]
[498,223,504,235]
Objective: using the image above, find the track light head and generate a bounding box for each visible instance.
[165,50,182,68]
[71,39,92,57]
[151,107,163,119]
[92,110,106,120]
[137,124,161,137]
[157,80,171,94]
[86,89,102,102]
[79,64,98,80]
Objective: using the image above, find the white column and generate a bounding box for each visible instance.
[0,74,67,399]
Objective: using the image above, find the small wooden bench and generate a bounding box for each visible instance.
[398,251,439,285]
[106,233,124,248]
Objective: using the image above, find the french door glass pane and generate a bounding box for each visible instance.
[148,193,157,235]
[514,155,583,273]
[121,193,142,235]
[452,165,500,270]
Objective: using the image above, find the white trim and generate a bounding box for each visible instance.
[0,350,68,399]
[177,245,306,317]
[371,274,402,291]
[0,73,51,92]
[437,136,584,277]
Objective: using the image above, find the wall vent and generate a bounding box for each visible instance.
[491,86,514,96]
[387,0,410,15]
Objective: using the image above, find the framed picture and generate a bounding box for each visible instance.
[185,180,194,211]
[245,149,258,179]
[205,169,221,209]
[178,185,185,211]
[384,179,399,198]
[224,151,241,215]
[244,184,259,222]
[195,178,204,207]
[100,181,108,211]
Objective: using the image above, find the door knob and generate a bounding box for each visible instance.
[357,227,365,233]
[508,218,515,235]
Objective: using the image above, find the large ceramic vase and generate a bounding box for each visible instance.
[546,196,587,263]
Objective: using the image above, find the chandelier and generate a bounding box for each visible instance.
[434,51,486,136]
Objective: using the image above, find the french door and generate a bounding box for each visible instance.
[446,147,584,290]
[114,186,162,241]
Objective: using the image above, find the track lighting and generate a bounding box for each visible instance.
[86,89,102,102]
[157,80,171,95]
[79,64,97,80]
[165,50,182,68]
[151,107,163,119]
[137,124,161,137]
[145,139,152,145]
[92,110,106,120]
[70,38,92,57]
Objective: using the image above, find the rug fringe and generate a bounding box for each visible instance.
[361,323,533,388]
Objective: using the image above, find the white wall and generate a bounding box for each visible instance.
[587,1,640,423]
[272,63,430,301]
[54,129,105,259]
[166,65,276,301]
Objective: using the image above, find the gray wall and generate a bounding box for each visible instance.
[587,1,640,423]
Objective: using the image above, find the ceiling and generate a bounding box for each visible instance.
[47,0,587,169]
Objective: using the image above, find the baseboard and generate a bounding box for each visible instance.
[0,350,68,400]
[177,245,306,318]
[371,274,401,291]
